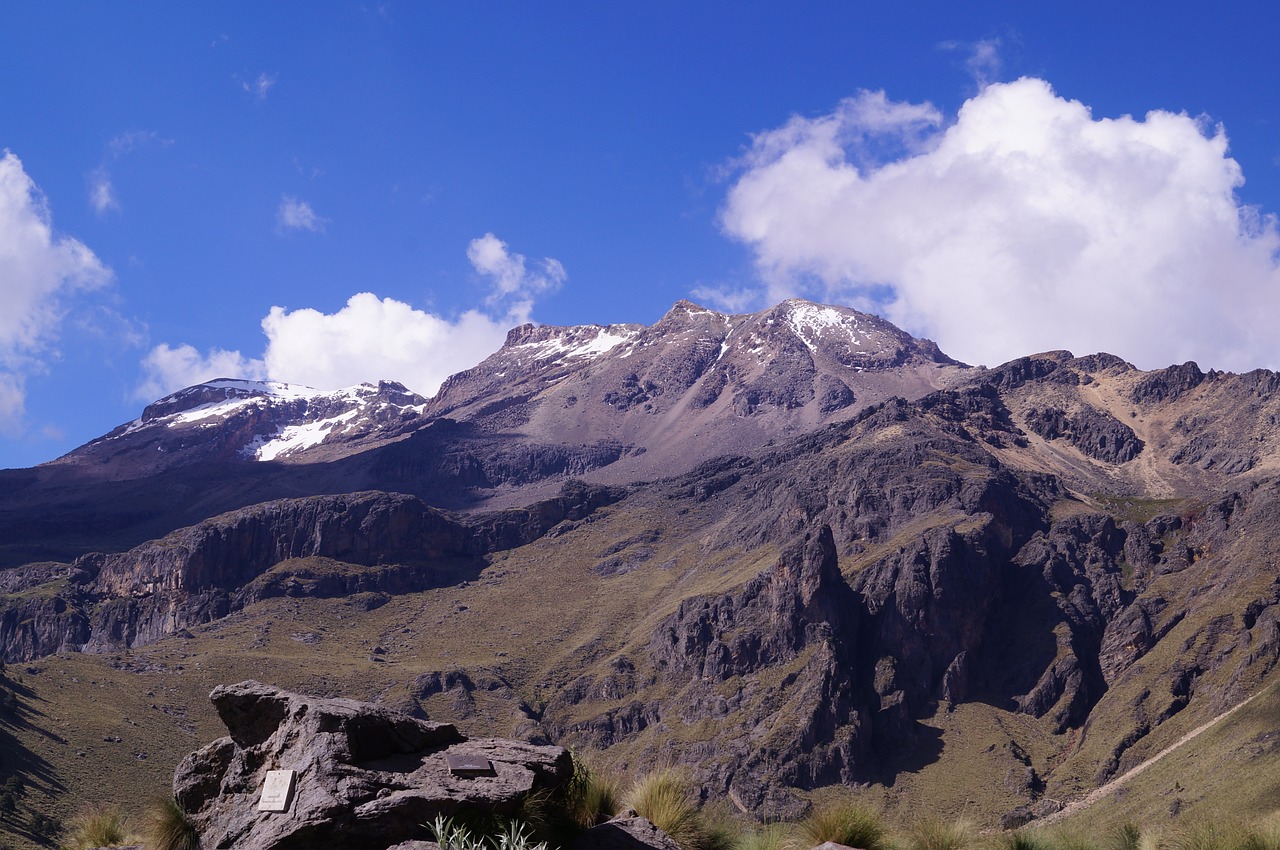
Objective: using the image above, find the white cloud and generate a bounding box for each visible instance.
[940,38,1003,88]
[260,292,512,396]
[968,39,1003,88]
[277,196,326,233]
[467,232,566,322]
[242,72,277,101]
[721,78,1280,371]
[135,235,565,402]
[108,130,170,156]
[0,151,112,428]
[89,168,119,214]
[689,285,761,314]
[135,343,268,402]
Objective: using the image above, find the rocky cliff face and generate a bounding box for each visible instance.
[0,482,622,661]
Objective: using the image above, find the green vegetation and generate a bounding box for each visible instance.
[61,803,132,849]
[430,814,548,850]
[560,758,620,830]
[140,796,198,850]
[1089,495,1190,525]
[800,800,886,850]
[905,816,974,850]
[622,768,733,850]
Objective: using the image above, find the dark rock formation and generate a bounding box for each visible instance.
[1024,406,1144,463]
[571,814,682,850]
[174,681,573,850]
[1,482,623,661]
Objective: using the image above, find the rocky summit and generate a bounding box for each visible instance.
[4,299,1280,840]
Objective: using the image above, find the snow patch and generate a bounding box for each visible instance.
[248,409,359,461]
[784,302,868,353]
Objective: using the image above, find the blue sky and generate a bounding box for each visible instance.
[3,2,1280,469]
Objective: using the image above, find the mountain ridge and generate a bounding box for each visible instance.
[4,297,1280,838]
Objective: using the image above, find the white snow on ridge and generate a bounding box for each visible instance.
[248,409,360,461]
[785,302,867,352]
[200,379,322,399]
[513,327,638,361]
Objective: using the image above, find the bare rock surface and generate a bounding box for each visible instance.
[174,681,572,850]
[571,813,682,850]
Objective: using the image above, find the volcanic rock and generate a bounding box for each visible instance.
[174,681,573,850]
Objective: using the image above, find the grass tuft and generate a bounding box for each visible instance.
[905,817,974,850]
[62,803,133,849]
[623,768,726,850]
[800,801,886,850]
[993,829,1053,850]
[563,758,621,829]
[736,822,792,850]
[141,796,199,850]
[1108,823,1143,850]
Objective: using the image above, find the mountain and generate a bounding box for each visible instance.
[4,298,1280,838]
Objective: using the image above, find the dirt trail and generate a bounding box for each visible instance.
[1038,689,1264,826]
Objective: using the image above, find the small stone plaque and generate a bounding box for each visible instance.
[257,769,297,812]
[446,753,493,775]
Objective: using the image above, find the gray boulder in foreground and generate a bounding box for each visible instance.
[571,813,682,850]
[174,680,573,850]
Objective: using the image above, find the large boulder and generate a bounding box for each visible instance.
[174,681,573,850]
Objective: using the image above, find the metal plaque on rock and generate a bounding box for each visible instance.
[446,753,493,775]
[258,769,298,812]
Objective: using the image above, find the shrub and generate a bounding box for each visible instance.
[141,796,199,850]
[62,803,132,849]
[801,801,886,850]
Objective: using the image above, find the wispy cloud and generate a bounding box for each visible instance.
[88,168,119,214]
[0,151,113,429]
[241,72,277,101]
[108,130,171,156]
[939,38,1006,89]
[689,285,760,314]
[721,78,1280,372]
[467,232,566,323]
[88,130,172,215]
[277,196,326,233]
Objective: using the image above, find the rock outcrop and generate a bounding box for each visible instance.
[174,681,573,850]
[0,482,623,661]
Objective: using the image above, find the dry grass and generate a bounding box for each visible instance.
[800,800,886,850]
[140,796,199,850]
[905,816,975,850]
[62,802,133,849]
[622,768,734,850]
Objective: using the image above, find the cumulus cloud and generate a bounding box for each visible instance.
[467,232,566,322]
[277,196,326,233]
[135,343,268,402]
[260,293,512,395]
[721,78,1280,371]
[136,235,564,401]
[0,151,112,428]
